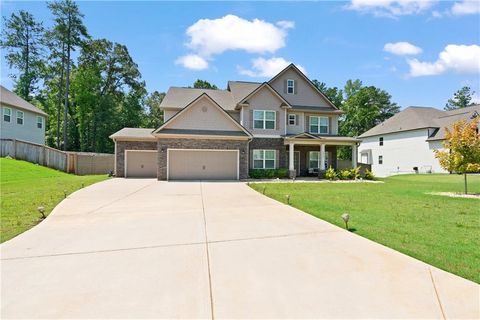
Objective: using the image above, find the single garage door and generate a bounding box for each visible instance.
[125,150,157,178]
[168,149,238,180]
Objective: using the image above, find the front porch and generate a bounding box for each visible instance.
[284,133,361,178]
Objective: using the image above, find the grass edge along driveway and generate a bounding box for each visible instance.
[249,174,480,283]
[1,158,109,243]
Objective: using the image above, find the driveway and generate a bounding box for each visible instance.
[1,179,478,319]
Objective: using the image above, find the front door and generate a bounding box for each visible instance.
[287,151,300,175]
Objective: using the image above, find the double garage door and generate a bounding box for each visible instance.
[125,149,238,180]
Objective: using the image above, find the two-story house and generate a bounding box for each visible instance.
[1,86,47,145]
[110,64,360,179]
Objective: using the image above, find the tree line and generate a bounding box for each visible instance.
[1,0,163,153]
[2,1,474,155]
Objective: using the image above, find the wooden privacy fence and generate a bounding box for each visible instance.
[1,138,114,175]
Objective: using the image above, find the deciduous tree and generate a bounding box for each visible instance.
[435,118,480,194]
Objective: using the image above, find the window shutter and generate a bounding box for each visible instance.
[276,111,279,130]
[275,150,279,169]
[328,117,332,134]
[249,110,253,129]
[283,79,287,93]
[294,80,298,94]
[306,116,310,132]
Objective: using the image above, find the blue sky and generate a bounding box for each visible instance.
[1,1,479,109]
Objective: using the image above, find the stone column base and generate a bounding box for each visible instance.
[289,170,297,179]
[318,170,326,179]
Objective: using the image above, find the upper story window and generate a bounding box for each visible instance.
[287,79,295,94]
[253,110,276,130]
[3,107,11,122]
[309,116,329,134]
[288,114,296,126]
[37,116,43,129]
[253,150,276,169]
[378,155,383,165]
[16,110,24,125]
[379,137,384,146]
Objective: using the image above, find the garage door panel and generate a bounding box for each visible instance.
[169,150,238,180]
[126,151,157,178]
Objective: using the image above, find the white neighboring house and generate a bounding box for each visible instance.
[0,85,47,145]
[358,105,480,177]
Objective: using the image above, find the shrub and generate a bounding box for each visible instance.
[339,169,351,180]
[364,169,375,180]
[325,166,337,180]
[350,166,361,180]
[249,168,289,179]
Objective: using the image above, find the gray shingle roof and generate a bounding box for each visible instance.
[109,128,155,140]
[160,87,236,110]
[0,85,48,116]
[359,105,480,139]
[227,81,262,104]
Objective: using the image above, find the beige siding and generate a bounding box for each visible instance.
[243,87,286,136]
[164,96,241,132]
[163,109,177,122]
[227,111,240,122]
[270,68,332,107]
[286,112,305,134]
[168,149,238,180]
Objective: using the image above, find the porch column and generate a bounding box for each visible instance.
[320,144,326,171]
[289,142,296,178]
[352,144,358,168]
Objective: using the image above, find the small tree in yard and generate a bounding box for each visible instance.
[435,118,480,194]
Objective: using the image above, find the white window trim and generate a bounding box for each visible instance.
[16,110,24,125]
[379,137,384,146]
[37,116,43,129]
[3,107,12,122]
[288,114,296,126]
[253,149,276,169]
[287,79,295,94]
[378,155,383,165]
[253,110,276,130]
[309,116,329,134]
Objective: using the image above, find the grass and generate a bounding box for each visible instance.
[249,174,480,283]
[0,158,109,243]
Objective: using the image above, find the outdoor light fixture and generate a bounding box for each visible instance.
[341,212,350,230]
[37,206,46,219]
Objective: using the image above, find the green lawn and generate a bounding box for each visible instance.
[249,174,480,283]
[0,158,109,243]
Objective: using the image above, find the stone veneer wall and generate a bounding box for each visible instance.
[157,138,249,180]
[115,140,157,177]
[249,138,286,168]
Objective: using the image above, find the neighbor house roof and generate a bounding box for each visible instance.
[359,105,480,140]
[109,128,156,140]
[0,85,48,116]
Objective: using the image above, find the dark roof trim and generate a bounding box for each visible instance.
[153,93,252,137]
[267,64,339,110]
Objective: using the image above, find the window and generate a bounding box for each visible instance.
[287,79,295,94]
[16,111,24,125]
[37,116,43,129]
[309,116,329,134]
[3,107,11,122]
[288,114,296,126]
[378,155,383,165]
[253,110,276,130]
[309,151,329,169]
[379,137,384,146]
[253,150,276,169]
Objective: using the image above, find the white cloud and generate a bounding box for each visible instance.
[184,14,292,58]
[407,44,480,77]
[238,57,307,78]
[175,54,209,70]
[384,42,423,55]
[276,20,295,29]
[346,0,437,17]
[451,0,480,15]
